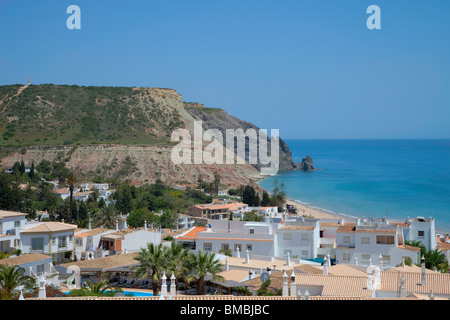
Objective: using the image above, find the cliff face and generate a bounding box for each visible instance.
[0,144,261,187]
[185,104,301,171]
[0,84,299,187]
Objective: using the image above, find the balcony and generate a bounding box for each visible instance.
[1,229,16,237]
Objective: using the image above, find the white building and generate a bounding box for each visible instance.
[20,221,77,264]
[0,210,27,253]
[401,216,436,251]
[175,218,322,261]
[0,253,61,287]
[335,217,421,268]
[73,227,117,260]
[275,217,320,260]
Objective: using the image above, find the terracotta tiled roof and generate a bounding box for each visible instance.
[0,253,52,266]
[379,271,450,295]
[21,222,77,234]
[222,257,300,271]
[397,244,421,252]
[355,228,397,234]
[336,224,356,233]
[320,222,340,228]
[0,210,27,219]
[280,226,316,231]
[218,269,250,282]
[60,252,139,271]
[176,226,207,241]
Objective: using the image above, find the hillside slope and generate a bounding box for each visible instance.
[0,84,300,186]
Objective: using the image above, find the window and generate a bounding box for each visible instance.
[249,228,255,234]
[36,264,45,274]
[301,234,309,241]
[246,244,252,251]
[361,254,371,264]
[14,221,20,228]
[343,236,351,244]
[234,244,242,252]
[58,236,67,248]
[381,255,391,264]
[14,239,21,247]
[301,250,308,258]
[203,243,212,251]
[221,243,230,251]
[343,253,351,262]
[376,235,395,245]
[361,237,370,245]
[69,235,73,243]
[52,237,56,246]
[418,230,425,237]
[283,233,292,240]
[31,238,44,251]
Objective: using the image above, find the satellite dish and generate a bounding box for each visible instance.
[260,272,270,282]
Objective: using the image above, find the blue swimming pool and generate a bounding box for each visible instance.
[63,290,154,297]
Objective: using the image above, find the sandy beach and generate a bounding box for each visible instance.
[285,198,342,220]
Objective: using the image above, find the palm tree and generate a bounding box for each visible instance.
[166,241,193,294]
[189,251,224,295]
[0,265,36,300]
[60,169,82,223]
[93,204,119,229]
[133,243,170,296]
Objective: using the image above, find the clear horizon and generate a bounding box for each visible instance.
[1,1,449,140]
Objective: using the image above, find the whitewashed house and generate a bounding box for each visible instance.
[335,217,421,268]
[179,220,278,257]
[275,217,320,260]
[73,227,116,260]
[0,210,27,253]
[0,253,61,286]
[20,221,77,264]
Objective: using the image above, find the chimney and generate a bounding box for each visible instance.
[236,247,240,258]
[88,218,92,230]
[399,275,407,298]
[378,254,383,271]
[290,271,296,297]
[170,273,177,297]
[286,252,291,267]
[282,271,289,297]
[161,272,168,296]
[304,289,310,300]
[144,220,147,231]
[245,249,250,264]
[38,279,46,298]
[267,266,272,274]
[354,256,358,266]
[421,255,426,286]
[61,219,64,224]
[225,257,229,271]
[323,256,328,275]
[116,220,119,231]
[367,274,373,290]
[327,254,331,266]
[339,217,344,225]
[429,290,435,300]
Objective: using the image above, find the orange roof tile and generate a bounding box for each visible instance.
[176,226,207,241]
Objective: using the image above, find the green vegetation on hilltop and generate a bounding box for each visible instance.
[0,84,184,147]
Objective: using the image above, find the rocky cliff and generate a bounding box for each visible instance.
[0,84,301,187]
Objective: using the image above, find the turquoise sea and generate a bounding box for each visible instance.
[259,139,450,233]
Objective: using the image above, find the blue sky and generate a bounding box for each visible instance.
[0,0,449,139]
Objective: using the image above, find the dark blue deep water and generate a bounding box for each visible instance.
[259,139,450,233]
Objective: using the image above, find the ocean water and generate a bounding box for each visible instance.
[259,139,450,233]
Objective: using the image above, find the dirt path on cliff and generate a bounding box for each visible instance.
[0,84,29,114]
